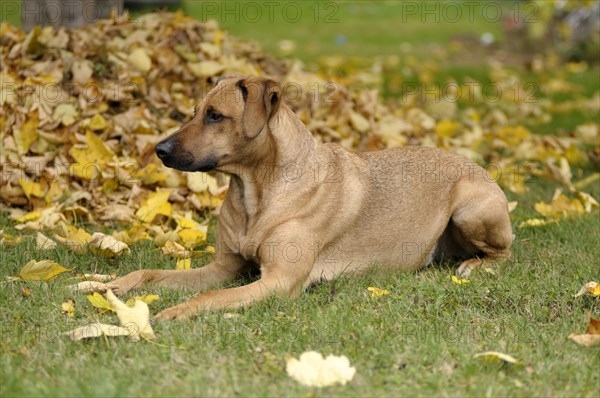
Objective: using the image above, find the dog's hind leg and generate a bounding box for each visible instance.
[449,185,513,277]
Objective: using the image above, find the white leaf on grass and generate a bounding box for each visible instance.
[286,351,356,387]
[65,322,131,341]
[106,289,156,340]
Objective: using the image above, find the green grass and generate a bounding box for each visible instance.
[2,1,600,396]
[1,206,599,396]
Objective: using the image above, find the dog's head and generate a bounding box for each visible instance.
[155,76,281,172]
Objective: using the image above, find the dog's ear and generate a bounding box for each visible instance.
[237,78,281,139]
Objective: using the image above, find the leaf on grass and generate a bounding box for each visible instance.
[574,282,600,297]
[126,294,160,307]
[61,299,75,317]
[367,286,390,298]
[286,351,356,387]
[162,240,191,258]
[89,232,130,257]
[451,275,470,285]
[87,291,114,312]
[80,273,117,282]
[568,314,600,347]
[36,232,57,250]
[135,190,172,223]
[518,218,557,228]
[69,281,108,293]
[534,191,584,220]
[19,259,70,281]
[178,228,206,249]
[176,258,191,270]
[474,351,522,366]
[65,322,131,341]
[54,225,92,253]
[106,289,156,340]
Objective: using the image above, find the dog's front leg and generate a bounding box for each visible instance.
[106,255,246,295]
[154,261,309,321]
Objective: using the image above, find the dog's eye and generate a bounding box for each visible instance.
[205,109,224,124]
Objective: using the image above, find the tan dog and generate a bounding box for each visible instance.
[108,76,513,320]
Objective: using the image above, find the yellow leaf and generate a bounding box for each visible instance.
[126,294,160,307]
[54,225,92,253]
[576,191,599,213]
[136,164,167,186]
[87,292,114,312]
[205,245,216,254]
[89,113,108,131]
[61,299,75,317]
[534,193,584,220]
[474,351,522,366]
[451,275,470,285]
[15,209,41,223]
[14,111,39,154]
[89,232,130,257]
[53,103,78,126]
[19,179,44,199]
[1,232,23,247]
[518,218,557,228]
[435,119,459,139]
[176,258,191,270]
[178,228,206,249]
[574,282,600,297]
[367,286,391,298]
[128,48,152,72]
[162,240,191,258]
[19,259,70,281]
[69,131,115,180]
[135,190,172,223]
[497,125,530,146]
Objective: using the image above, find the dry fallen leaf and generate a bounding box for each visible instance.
[88,232,130,257]
[451,275,470,285]
[574,281,600,297]
[106,289,156,340]
[135,190,173,223]
[367,286,390,298]
[65,322,131,341]
[61,299,75,317]
[35,232,57,250]
[474,351,522,366]
[568,314,600,347]
[286,351,356,387]
[176,258,191,270]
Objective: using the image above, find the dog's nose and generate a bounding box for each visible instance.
[155,139,174,160]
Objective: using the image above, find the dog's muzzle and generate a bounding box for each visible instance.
[155,137,218,172]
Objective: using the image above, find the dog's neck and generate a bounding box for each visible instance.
[226,105,318,218]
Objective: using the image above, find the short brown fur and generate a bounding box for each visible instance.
[106,77,513,320]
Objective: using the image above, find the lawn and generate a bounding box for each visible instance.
[1,1,599,397]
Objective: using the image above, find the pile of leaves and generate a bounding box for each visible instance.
[1,11,598,253]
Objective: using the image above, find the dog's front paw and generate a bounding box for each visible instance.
[105,270,148,296]
[155,302,199,321]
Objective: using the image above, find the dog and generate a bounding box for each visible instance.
[106,76,513,320]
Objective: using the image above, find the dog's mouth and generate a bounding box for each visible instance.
[160,154,219,172]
